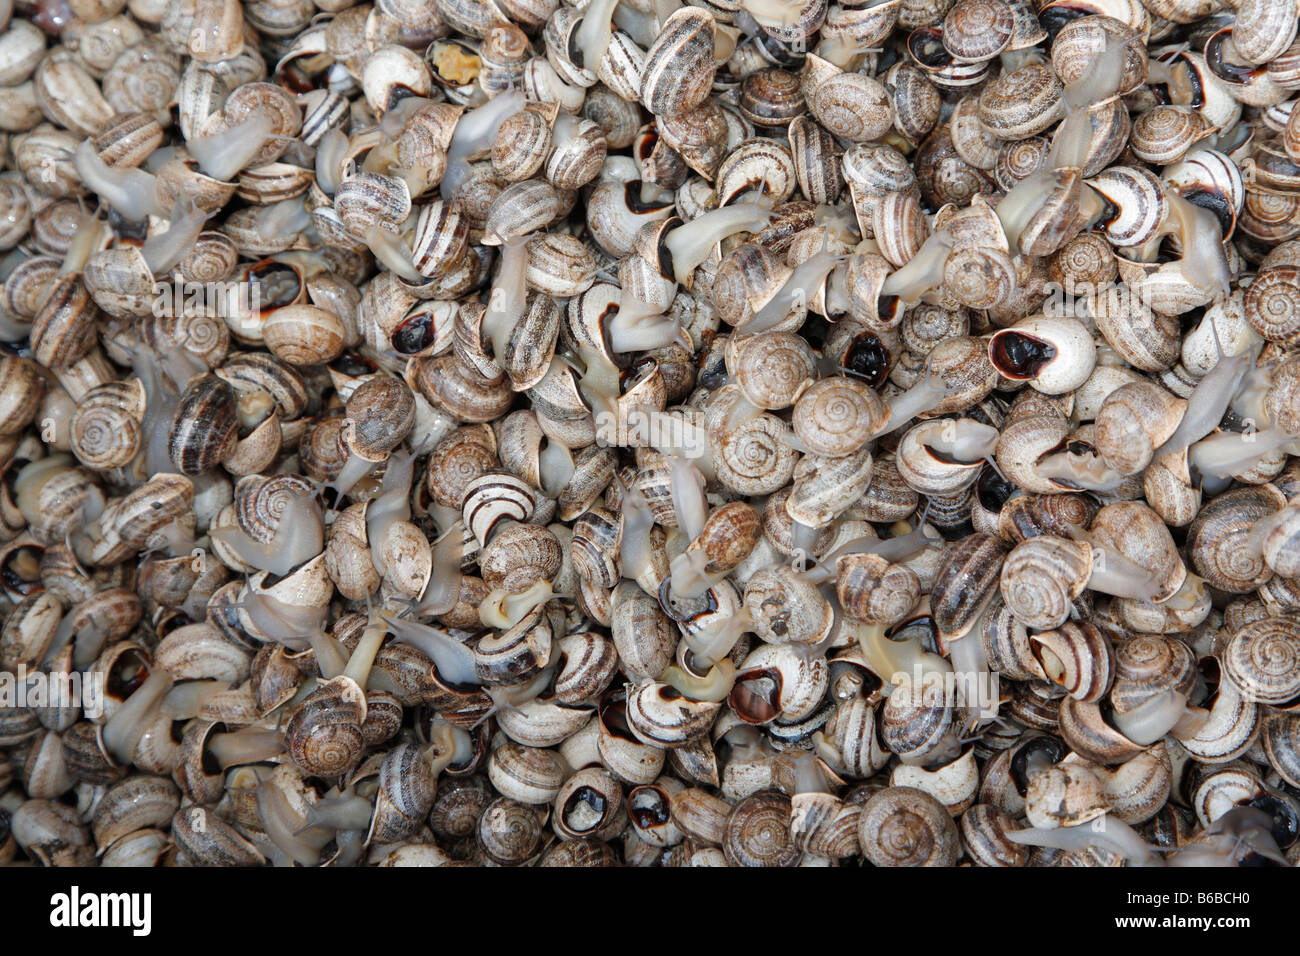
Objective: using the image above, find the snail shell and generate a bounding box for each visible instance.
[792,376,887,458]
[929,533,1009,641]
[723,789,799,867]
[640,7,717,119]
[1093,381,1186,476]
[285,677,366,779]
[960,803,1030,867]
[745,564,835,644]
[1187,485,1287,592]
[369,742,437,843]
[1030,622,1114,703]
[856,786,960,867]
[477,797,543,865]
[1261,712,1300,789]
[1000,535,1091,630]
[977,63,1066,141]
[1222,617,1300,707]
[1110,634,1196,717]
[169,375,239,475]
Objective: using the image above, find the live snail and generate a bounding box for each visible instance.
[0,0,1298,869]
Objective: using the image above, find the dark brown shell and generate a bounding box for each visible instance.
[169,375,239,475]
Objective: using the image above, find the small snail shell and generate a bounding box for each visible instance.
[941,0,1014,62]
[837,553,922,626]
[625,680,721,747]
[369,742,437,843]
[1024,759,1108,829]
[929,533,1010,641]
[1187,485,1287,592]
[285,677,366,779]
[790,792,861,859]
[487,741,569,805]
[988,315,1097,395]
[960,804,1030,867]
[1130,105,1214,165]
[856,786,960,866]
[1000,533,1093,631]
[687,502,763,576]
[1222,617,1300,707]
[1244,265,1300,345]
[786,445,876,529]
[1261,712,1300,789]
[1109,634,1196,718]
[745,565,835,644]
[732,643,829,724]
[1089,284,1181,372]
[729,331,816,410]
[1085,165,1168,248]
[640,7,717,119]
[881,690,959,765]
[724,789,800,867]
[169,375,239,475]
[344,375,416,462]
[804,56,894,144]
[552,767,625,842]
[1175,657,1259,764]
[1092,381,1186,476]
[791,376,887,457]
[1030,622,1114,703]
[69,379,147,471]
[976,63,1066,141]
[611,584,676,682]
[477,797,543,865]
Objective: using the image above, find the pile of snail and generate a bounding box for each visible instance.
[0,0,1299,868]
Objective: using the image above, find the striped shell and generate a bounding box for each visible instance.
[462,472,537,547]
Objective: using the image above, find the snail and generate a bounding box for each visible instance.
[0,0,1295,873]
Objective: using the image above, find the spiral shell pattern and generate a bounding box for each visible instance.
[943,0,1013,62]
[70,380,145,471]
[102,43,182,121]
[836,554,921,625]
[714,414,800,496]
[733,332,816,410]
[234,473,316,545]
[809,73,894,143]
[285,678,366,778]
[462,472,537,547]
[1187,485,1286,592]
[943,245,1016,310]
[1244,265,1300,345]
[477,797,542,864]
[1130,106,1213,165]
[994,136,1050,190]
[1223,618,1300,706]
[791,376,887,457]
[1110,635,1196,715]
[857,786,960,867]
[999,534,1090,630]
[977,64,1065,140]
[724,790,799,867]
